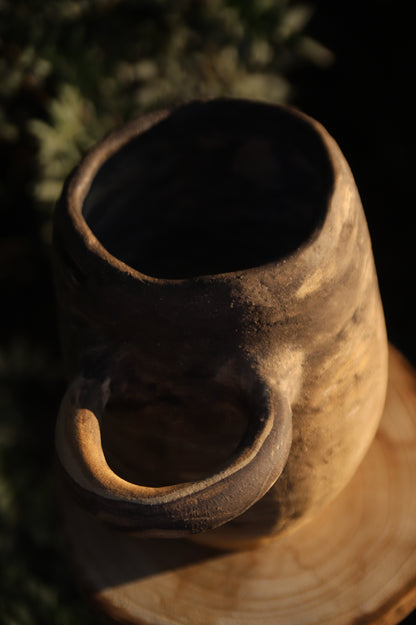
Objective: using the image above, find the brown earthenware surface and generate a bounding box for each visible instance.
[54,100,387,542]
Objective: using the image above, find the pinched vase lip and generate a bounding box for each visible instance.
[61,98,336,286]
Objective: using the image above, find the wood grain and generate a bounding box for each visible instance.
[59,344,416,625]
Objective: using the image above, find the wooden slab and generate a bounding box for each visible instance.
[59,344,416,625]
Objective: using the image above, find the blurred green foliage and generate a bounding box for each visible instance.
[0,0,331,237]
[0,1,330,623]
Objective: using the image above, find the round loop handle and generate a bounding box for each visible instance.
[55,375,292,537]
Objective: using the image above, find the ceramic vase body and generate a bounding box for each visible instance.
[53,99,388,548]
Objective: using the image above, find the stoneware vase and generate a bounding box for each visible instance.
[53,98,388,549]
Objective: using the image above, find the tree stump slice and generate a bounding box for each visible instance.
[59,344,416,625]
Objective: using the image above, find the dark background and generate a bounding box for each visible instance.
[293,0,415,364]
[1,1,415,623]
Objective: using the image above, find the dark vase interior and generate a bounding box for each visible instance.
[82,99,334,279]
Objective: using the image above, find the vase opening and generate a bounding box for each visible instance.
[82,100,333,279]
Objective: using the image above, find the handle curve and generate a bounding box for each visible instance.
[55,375,292,537]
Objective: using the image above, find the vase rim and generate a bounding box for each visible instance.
[61,97,337,285]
